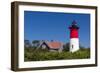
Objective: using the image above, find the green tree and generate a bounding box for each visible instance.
[24,40,31,48]
[63,43,70,51]
[32,40,40,48]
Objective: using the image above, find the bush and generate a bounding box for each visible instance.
[24,48,90,61]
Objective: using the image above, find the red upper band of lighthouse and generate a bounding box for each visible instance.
[69,20,79,38]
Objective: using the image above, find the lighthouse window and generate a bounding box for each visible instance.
[72,45,73,49]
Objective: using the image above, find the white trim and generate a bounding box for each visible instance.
[18,5,96,68]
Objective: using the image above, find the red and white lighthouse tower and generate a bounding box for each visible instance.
[69,20,79,52]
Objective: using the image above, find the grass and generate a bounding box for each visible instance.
[24,48,90,61]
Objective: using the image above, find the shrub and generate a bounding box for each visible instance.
[24,48,90,61]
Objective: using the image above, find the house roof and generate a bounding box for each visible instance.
[46,42,63,49]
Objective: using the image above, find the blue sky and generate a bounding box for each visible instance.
[24,11,90,48]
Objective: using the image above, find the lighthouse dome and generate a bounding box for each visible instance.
[69,20,79,29]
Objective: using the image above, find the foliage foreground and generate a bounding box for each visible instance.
[24,48,90,61]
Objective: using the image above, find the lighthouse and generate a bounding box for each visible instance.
[69,20,79,52]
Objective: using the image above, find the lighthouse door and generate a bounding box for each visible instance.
[72,45,73,49]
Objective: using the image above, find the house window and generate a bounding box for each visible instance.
[42,45,46,49]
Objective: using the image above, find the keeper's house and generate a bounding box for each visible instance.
[37,41,63,52]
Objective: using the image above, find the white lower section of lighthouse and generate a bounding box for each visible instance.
[70,38,79,52]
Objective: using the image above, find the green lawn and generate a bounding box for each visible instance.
[24,48,90,61]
